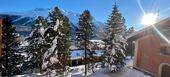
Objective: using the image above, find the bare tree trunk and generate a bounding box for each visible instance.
[84,29,87,76]
[84,39,87,76]
[39,49,42,73]
[92,63,95,73]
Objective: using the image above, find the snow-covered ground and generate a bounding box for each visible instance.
[69,59,150,77]
[125,56,134,67]
[70,65,110,77]
[13,58,151,77]
[107,67,151,77]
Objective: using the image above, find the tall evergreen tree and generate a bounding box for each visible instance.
[125,27,134,36]
[42,7,71,76]
[1,16,24,76]
[75,10,95,75]
[125,27,134,57]
[23,16,49,73]
[103,4,127,72]
[57,16,72,67]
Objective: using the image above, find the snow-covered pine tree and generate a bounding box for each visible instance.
[125,27,135,58]
[125,27,134,36]
[103,4,127,72]
[75,10,95,75]
[57,16,72,68]
[1,16,24,76]
[24,16,48,73]
[42,7,71,76]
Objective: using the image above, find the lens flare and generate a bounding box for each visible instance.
[137,0,170,44]
[137,0,145,14]
[160,7,170,15]
[152,25,170,44]
[142,13,157,26]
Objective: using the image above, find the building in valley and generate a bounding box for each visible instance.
[69,49,103,66]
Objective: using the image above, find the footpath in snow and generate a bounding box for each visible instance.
[70,59,151,77]
[70,66,151,77]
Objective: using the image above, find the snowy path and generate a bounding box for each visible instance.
[70,65,110,77]
[71,70,110,77]
[107,68,151,77]
[71,67,150,77]
[71,59,150,77]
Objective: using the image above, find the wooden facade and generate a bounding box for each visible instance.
[128,17,170,77]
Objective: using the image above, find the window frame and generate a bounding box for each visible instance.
[160,44,170,57]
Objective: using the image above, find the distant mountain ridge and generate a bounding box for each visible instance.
[0,8,105,39]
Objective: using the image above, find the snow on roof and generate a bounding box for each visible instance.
[70,50,84,60]
[90,40,104,43]
[70,50,104,60]
[126,27,147,39]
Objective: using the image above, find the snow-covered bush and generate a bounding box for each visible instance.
[41,7,71,76]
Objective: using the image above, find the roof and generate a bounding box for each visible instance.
[127,17,170,41]
[70,50,104,60]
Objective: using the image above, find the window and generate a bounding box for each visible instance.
[160,45,170,56]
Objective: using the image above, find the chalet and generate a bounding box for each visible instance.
[69,50,103,66]
[127,17,170,77]
[69,40,104,66]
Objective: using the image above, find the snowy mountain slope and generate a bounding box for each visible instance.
[0,8,105,37]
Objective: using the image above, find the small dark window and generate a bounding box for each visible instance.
[160,45,170,56]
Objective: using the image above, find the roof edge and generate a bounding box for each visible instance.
[127,17,170,39]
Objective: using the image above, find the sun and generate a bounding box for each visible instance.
[141,13,158,26]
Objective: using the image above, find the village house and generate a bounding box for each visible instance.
[69,49,104,66]
[127,17,170,77]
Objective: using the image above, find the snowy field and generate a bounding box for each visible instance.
[14,59,151,77]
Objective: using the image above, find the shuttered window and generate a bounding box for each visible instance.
[160,45,170,56]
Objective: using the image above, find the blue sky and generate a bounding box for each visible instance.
[0,0,170,30]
